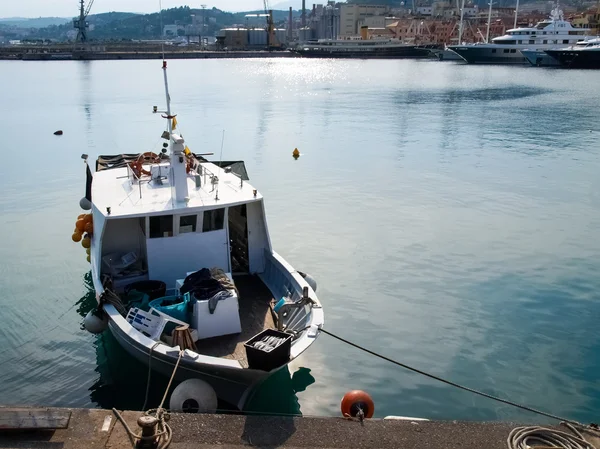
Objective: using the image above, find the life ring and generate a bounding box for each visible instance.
[341,390,375,419]
[185,153,196,174]
[128,152,160,178]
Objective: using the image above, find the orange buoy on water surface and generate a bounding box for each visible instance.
[292,148,300,160]
[341,390,375,419]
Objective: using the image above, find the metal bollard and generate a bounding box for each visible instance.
[136,415,159,448]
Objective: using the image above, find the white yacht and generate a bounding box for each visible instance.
[75,60,324,410]
[522,37,600,66]
[448,5,589,64]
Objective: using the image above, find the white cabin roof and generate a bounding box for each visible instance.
[92,160,262,218]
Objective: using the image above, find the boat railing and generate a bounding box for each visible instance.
[125,163,143,200]
[196,161,244,193]
[259,249,312,334]
[260,250,302,302]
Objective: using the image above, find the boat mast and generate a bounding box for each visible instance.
[513,0,519,29]
[458,0,465,44]
[486,0,493,43]
[161,60,190,204]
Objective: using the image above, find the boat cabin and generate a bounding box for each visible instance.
[89,151,271,294]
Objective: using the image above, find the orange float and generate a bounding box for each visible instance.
[84,221,94,234]
[72,232,82,242]
[75,219,86,232]
[340,390,374,419]
[81,236,91,249]
[83,214,93,224]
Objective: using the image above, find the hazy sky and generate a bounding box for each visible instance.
[3,0,261,18]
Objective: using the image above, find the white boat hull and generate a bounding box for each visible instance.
[107,315,273,409]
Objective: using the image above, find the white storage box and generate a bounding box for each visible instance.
[192,292,241,340]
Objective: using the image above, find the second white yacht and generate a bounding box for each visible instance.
[449,5,589,64]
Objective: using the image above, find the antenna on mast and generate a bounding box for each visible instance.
[159,0,166,61]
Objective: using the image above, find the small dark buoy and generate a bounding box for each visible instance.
[341,390,375,419]
[54,130,63,136]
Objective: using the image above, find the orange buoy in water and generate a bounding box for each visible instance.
[292,148,300,159]
[83,214,93,224]
[84,221,93,234]
[341,390,374,419]
[72,231,82,242]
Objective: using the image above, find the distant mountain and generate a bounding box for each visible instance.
[0,17,70,28]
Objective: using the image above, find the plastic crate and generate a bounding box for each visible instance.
[244,329,292,371]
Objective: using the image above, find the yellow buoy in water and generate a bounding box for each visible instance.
[292,148,300,159]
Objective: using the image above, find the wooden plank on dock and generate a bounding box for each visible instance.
[0,408,71,430]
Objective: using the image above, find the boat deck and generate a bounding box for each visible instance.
[193,274,276,368]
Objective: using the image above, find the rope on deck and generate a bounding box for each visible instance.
[320,328,597,429]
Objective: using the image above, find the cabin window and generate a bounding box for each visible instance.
[203,208,225,232]
[543,31,547,34]
[543,40,548,44]
[492,48,497,53]
[503,49,510,53]
[179,215,197,234]
[563,40,569,44]
[518,40,522,44]
[510,49,516,53]
[529,40,535,44]
[149,215,173,238]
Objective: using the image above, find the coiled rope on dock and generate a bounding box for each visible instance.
[508,422,596,449]
[320,328,598,432]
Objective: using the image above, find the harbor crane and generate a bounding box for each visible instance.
[262,0,280,50]
[245,0,281,50]
[73,0,95,43]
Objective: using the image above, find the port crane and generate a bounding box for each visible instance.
[262,0,280,50]
[73,0,95,43]
[245,0,281,50]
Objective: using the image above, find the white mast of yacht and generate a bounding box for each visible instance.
[458,0,465,44]
[158,60,190,204]
[513,0,520,29]
[486,0,494,43]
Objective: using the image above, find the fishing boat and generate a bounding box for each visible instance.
[74,60,324,410]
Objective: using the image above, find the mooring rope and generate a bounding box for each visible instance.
[320,328,591,428]
[508,422,596,449]
[113,349,184,449]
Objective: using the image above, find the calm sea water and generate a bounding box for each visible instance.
[1,58,600,422]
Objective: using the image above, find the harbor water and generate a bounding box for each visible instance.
[1,58,600,422]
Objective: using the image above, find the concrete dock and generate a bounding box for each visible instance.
[3,406,600,448]
[0,44,298,61]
